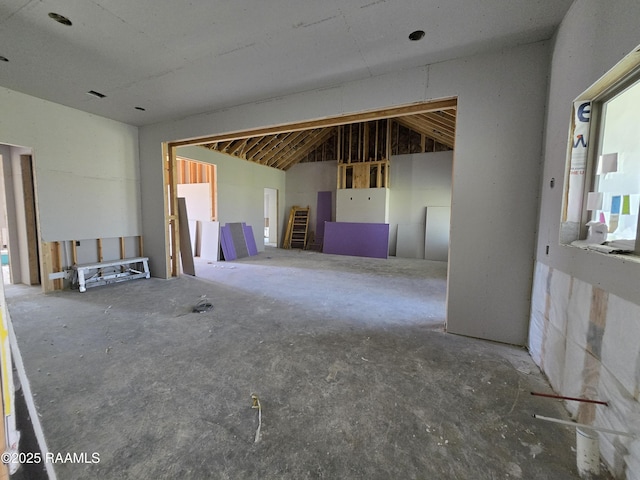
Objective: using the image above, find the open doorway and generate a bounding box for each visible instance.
[163,98,456,281]
[169,156,219,274]
[0,145,41,287]
[264,188,278,247]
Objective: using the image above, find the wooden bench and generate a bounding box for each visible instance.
[74,256,150,292]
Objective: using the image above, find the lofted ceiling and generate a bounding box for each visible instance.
[0,1,573,128]
[201,107,458,170]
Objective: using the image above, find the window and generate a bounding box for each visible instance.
[562,47,640,255]
[589,76,640,246]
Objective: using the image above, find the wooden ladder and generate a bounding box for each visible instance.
[283,206,310,249]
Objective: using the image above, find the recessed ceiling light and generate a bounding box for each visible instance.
[87,90,106,99]
[409,30,425,41]
[48,12,72,26]
[0,56,8,62]
[135,107,146,111]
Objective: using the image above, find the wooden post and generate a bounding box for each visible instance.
[40,241,54,292]
[166,143,180,277]
[71,240,78,265]
[386,120,392,161]
[209,164,218,221]
[374,121,379,161]
[53,242,62,290]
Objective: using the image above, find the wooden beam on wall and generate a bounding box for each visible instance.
[172,98,457,147]
[20,155,40,285]
[164,143,180,278]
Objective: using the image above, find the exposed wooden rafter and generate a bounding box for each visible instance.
[197,100,457,171]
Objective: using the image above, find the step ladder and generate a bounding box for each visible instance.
[283,206,310,249]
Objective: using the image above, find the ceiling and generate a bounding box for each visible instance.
[0,0,573,128]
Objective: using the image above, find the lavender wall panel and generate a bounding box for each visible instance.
[316,191,332,243]
[322,222,389,259]
[220,225,237,261]
[243,224,258,256]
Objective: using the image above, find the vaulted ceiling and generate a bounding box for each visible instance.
[201,107,457,170]
[0,1,573,127]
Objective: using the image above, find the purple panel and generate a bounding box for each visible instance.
[316,191,332,242]
[220,225,237,261]
[243,224,258,256]
[322,222,389,259]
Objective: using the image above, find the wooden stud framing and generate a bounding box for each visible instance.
[337,160,389,190]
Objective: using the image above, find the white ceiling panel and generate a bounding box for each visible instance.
[0,0,573,126]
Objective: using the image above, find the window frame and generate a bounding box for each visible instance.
[562,46,640,256]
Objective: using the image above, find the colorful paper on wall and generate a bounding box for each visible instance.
[587,192,603,211]
[611,195,621,214]
[597,152,618,174]
[621,195,631,215]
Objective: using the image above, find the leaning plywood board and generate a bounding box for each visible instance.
[177,197,196,275]
[396,223,425,259]
[425,206,450,261]
[199,221,220,261]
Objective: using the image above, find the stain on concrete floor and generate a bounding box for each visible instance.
[6,249,612,479]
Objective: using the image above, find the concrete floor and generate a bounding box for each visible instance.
[6,248,611,479]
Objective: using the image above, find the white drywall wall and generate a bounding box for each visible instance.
[140,41,550,345]
[530,2,640,476]
[535,0,640,303]
[336,188,388,224]
[0,146,21,284]
[285,161,336,238]
[0,88,141,242]
[388,152,453,256]
[175,146,286,253]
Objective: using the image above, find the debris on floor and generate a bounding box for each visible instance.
[192,298,214,313]
[251,394,262,443]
